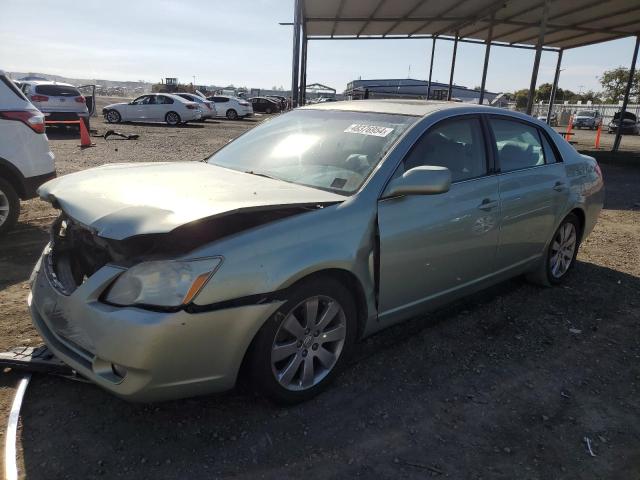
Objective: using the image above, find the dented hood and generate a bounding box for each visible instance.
[38,162,344,240]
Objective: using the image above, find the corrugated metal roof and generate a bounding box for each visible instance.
[302,0,640,49]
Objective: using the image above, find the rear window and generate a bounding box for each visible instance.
[35,85,80,96]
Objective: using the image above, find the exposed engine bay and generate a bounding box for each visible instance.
[46,205,322,294]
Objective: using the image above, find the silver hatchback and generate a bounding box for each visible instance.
[29,101,604,403]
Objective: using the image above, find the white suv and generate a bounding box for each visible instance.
[20,80,90,130]
[0,71,56,235]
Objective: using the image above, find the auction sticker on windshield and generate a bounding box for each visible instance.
[344,124,394,137]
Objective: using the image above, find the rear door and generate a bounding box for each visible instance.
[156,95,175,121]
[488,116,569,271]
[377,115,500,323]
[213,96,228,116]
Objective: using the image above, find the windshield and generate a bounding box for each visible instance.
[577,111,594,117]
[207,109,417,195]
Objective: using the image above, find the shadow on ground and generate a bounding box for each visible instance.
[19,261,640,479]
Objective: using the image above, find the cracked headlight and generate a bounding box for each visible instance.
[105,257,221,308]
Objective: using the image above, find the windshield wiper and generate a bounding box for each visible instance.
[243,170,277,180]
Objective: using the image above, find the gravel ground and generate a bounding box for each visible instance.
[0,99,638,479]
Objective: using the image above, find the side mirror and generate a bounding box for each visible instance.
[383,166,451,198]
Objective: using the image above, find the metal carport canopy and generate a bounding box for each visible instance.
[302,0,640,49]
[291,0,640,152]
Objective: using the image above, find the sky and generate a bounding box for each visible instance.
[0,0,637,94]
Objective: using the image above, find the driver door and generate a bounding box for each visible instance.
[377,115,500,325]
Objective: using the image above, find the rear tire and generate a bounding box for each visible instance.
[0,178,20,236]
[165,111,181,125]
[247,276,357,404]
[226,109,238,120]
[527,213,581,287]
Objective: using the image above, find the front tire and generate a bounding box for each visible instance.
[105,109,121,123]
[527,213,581,286]
[248,276,357,404]
[0,178,20,236]
[226,109,238,120]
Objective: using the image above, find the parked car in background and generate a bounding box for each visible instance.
[266,95,287,110]
[572,110,602,130]
[175,93,216,120]
[249,96,281,114]
[29,100,603,404]
[206,95,253,120]
[607,111,639,134]
[20,80,90,130]
[102,93,201,125]
[0,71,55,235]
[536,112,558,126]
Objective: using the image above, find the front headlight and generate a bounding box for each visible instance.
[104,257,222,308]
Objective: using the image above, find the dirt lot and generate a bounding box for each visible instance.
[0,99,639,479]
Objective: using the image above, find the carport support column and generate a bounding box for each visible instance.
[526,0,549,115]
[290,0,302,108]
[547,49,563,123]
[478,15,494,105]
[427,37,436,101]
[300,30,308,106]
[447,33,458,101]
[613,35,640,152]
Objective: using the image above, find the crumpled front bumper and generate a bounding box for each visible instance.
[28,250,282,402]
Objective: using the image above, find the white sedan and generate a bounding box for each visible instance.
[175,93,217,120]
[206,95,253,120]
[103,94,201,125]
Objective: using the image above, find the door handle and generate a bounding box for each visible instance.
[553,181,566,192]
[478,199,498,211]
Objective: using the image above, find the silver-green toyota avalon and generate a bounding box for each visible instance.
[29,100,604,403]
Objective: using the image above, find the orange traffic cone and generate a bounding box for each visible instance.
[594,123,602,149]
[79,119,95,148]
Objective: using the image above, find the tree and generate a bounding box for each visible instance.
[599,67,640,102]
[513,89,529,109]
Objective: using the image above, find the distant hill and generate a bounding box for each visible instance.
[7,71,152,91]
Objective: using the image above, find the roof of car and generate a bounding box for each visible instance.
[25,80,76,87]
[302,99,470,116]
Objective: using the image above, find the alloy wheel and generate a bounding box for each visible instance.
[549,222,577,278]
[271,295,347,391]
[106,110,120,123]
[0,189,9,228]
[166,112,180,125]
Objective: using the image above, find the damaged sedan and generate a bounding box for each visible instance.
[29,100,604,404]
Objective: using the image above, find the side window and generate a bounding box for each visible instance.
[132,95,149,105]
[214,96,229,103]
[403,117,487,182]
[158,95,173,104]
[489,118,544,172]
[539,131,558,164]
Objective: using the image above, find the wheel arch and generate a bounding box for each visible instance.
[0,158,26,198]
[568,207,586,241]
[236,267,369,386]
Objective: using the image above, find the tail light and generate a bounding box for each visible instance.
[30,94,49,102]
[0,109,46,133]
[186,103,198,110]
[74,96,85,103]
[239,101,249,106]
